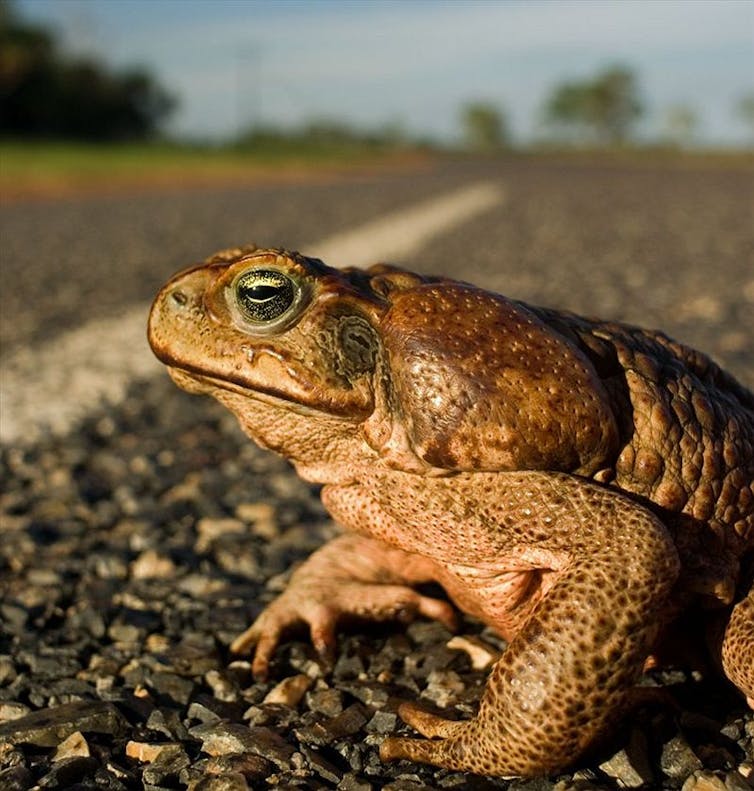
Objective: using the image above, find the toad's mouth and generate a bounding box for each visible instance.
[165,365,371,421]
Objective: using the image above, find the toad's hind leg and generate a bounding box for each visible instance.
[721,586,754,708]
[381,498,680,777]
[381,575,646,775]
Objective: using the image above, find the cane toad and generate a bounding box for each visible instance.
[148,245,753,777]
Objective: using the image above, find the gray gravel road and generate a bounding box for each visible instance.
[1,158,753,791]
[0,162,480,353]
[2,158,752,384]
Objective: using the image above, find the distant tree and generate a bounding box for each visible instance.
[0,0,175,139]
[0,0,56,127]
[461,102,509,151]
[542,83,593,143]
[735,93,754,142]
[544,65,642,145]
[664,104,698,148]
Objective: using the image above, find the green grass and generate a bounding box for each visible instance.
[0,140,422,199]
[2,140,233,176]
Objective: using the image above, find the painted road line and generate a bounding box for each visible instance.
[0,180,504,445]
[307,180,503,267]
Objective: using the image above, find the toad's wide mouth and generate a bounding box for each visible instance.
[165,365,369,421]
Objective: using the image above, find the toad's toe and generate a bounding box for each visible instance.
[396,702,464,738]
[380,723,510,777]
[380,734,463,767]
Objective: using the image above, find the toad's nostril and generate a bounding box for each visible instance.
[171,289,188,306]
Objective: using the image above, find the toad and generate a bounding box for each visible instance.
[148,245,753,777]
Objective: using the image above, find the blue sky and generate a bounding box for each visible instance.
[17,0,754,145]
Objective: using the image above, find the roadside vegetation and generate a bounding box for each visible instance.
[0,137,430,200]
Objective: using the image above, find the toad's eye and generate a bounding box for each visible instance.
[234,268,297,323]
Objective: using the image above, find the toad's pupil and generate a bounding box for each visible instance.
[236,270,295,322]
[245,284,279,302]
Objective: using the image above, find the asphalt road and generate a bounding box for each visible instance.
[2,156,752,381]
[1,157,753,790]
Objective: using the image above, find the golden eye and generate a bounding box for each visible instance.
[234,268,297,323]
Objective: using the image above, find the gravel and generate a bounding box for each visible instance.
[2,158,753,789]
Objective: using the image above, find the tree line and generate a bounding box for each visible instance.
[463,65,643,151]
[463,66,754,151]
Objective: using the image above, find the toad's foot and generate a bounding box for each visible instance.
[380,711,484,774]
[230,535,456,678]
[231,579,456,677]
[381,702,539,777]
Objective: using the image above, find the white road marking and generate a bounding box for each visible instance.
[0,180,504,445]
[308,180,503,267]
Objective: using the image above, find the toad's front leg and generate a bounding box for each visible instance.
[337,472,681,777]
[231,534,456,677]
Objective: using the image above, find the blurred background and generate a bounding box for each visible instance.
[1,0,753,426]
[1,4,754,788]
[2,0,753,196]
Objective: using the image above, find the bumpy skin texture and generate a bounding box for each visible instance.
[148,246,754,777]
